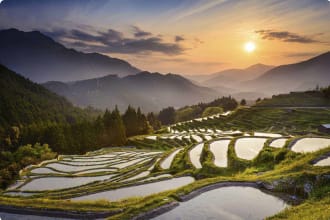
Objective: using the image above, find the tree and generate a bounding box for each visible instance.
[147,112,162,130]
[240,99,247,106]
[122,105,139,136]
[321,85,330,99]
[137,108,151,134]
[110,107,127,145]
[158,107,175,125]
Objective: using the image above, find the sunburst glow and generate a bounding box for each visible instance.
[244,42,256,53]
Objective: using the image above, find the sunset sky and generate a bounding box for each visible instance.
[0,0,329,74]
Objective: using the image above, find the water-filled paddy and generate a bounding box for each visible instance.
[314,157,330,166]
[189,143,204,168]
[291,138,330,153]
[122,171,150,182]
[143,174,172,182]
[254,132,282,137]
[58,160,117,166]
[111,158,150,169]
[191,135,203,142]
[30,167,65,174]
[270,138,288,148]
[19,174,114,191]
[234,138,267,160]
[160,148,183,169]
[76,168,117,175]
[210,140,230,167]
[46,163,109,172]
[153,186,287,220]
[146,136,157,140]
[72,176,195,201]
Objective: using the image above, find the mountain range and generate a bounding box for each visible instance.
[0,28,329,111]
[245,51,330,94]
[203,63,274,87]
[186,52,330,98]
[43,72,218,112]
[0,29,140,82]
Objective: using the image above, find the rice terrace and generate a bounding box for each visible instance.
[1,105,330,219]
[0,0,330,219]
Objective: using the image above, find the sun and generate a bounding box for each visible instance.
[244,41,256,53]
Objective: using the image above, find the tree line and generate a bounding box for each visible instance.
[1,105,161,155]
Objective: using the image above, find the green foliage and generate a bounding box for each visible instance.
[159,96,238,124]
[0,64,94,132]
[240,99,247,106]
[123,106,151,136]
[227,138,250,172]
[147,112,162,130]
[104,107,127,146]
[257,90,330,107]
[202,107,223,117]
[176,107,199,122]
[158,107,176,125]
[321,85,330,99]
[173,107,330,134]
[0,143,56,189]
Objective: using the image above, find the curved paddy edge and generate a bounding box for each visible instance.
[131,180,301,220]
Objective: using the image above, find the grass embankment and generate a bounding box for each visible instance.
[0,143,329,219]
[1,131,330,219]
[257,90,330,107]
[172,107,330,134]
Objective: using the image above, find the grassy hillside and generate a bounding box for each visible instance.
[172,107,330,134]
[257,90,330,107]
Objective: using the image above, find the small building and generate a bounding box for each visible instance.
[318,124,330,134]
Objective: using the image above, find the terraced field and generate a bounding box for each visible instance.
[1,112,330,219]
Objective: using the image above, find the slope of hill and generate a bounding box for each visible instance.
[256,89,330,107]
[203,63,274,87]
[0,64,91,130]
[0,29,140,82]
[43,72,219,112]
[246,52,330,94]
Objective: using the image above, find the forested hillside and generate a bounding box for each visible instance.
[0,65,158,189]
[0,64,92,130]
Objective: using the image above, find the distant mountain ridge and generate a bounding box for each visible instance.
[0,28,140,82]
[203,63,274,87]
[43,71,219,112]
[245,51,330,94]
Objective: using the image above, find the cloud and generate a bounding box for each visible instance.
[44,27,184,55]
[131,26,152,38]
[285,52,320,58]
[255,29,321,44]
[175,35,185,42]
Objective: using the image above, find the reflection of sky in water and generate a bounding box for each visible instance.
[154,186,287,220]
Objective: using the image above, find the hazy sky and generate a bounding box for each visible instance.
[0,0,329,74]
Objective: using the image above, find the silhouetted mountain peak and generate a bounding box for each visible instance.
[0,28,140,82]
